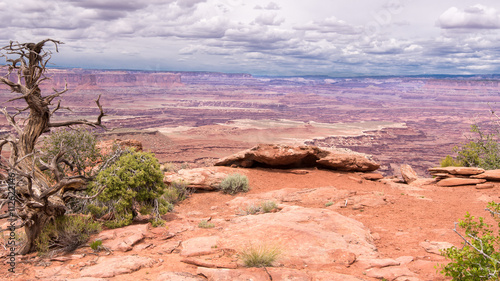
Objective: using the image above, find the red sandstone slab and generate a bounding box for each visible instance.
[437,178,486,187]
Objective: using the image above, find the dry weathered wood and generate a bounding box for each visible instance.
[0,39,107,254]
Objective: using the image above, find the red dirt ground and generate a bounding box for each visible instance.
[2,167,498,280]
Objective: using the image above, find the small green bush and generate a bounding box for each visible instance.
[440,155,463,167]
[36,215,101,255]
[89,239,103,251]
[198,220,215,228]
[440,202,500,280]
[219,173,249,194]
[453,124,500,169]
[85,150,168,228]
[240,243,281,267]
[325,201,334,207]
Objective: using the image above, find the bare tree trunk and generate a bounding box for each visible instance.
[19,202,65,254]
[0,39,106,255]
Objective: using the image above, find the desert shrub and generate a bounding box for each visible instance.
[260,201,278,213]
[41,127,101,177]
[240,243,281,267]
[243,204,260,215]
[198,220,215,228]
[325,201,334,207]
[85,150,168,228]
[162,180,192,204]
[241,201,278,215]
[36,215,101,255]
[219,173,249,194]
[440,155,463,167]
[440,202,500,280]
[453,124,500,169]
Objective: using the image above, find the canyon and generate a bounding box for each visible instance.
[1,69,499,281]
[1,69,496,176]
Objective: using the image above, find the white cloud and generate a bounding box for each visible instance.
[438,4,500,29]
[254,2,280,10]
[294,17,363,35]
[254,13,284,26]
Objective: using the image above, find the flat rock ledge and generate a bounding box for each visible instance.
[215,144,380,172]
[429,166,499,188]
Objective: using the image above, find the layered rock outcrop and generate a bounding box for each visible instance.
[429,166,498,188]
[215,144,380,172]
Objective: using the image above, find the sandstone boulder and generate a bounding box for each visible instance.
[476,183,495,189]
[219,205,377,267]
[437,178,486,187]
[316,153,380,172]
[471,169,500,181]
[429,167,485,176]
[215,144,379,172]
[400,164,418,184]
[164,167,240,191]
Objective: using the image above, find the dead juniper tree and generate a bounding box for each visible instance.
[0,39,108,254]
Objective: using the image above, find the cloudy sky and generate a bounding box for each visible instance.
[2,0,500,76]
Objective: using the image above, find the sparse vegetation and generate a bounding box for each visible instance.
[36,215,101,255]
[162,179,192,204]
[219,173,249,194]
[325,201,334,207]
[198,220,215,228]
[440,202,500,280]
[451,123,500,170]
[241,201,278,215]
[240,243,282,267]
[41,127,101,177]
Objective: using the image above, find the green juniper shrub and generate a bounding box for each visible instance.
[85,149,169,228]
[440,155,463,167]
[440,201,500,280]
[36,215,101,255]
[218,173,249,195]
[453,124,500,169]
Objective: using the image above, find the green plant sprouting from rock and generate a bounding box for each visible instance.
[240,243,282,267]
